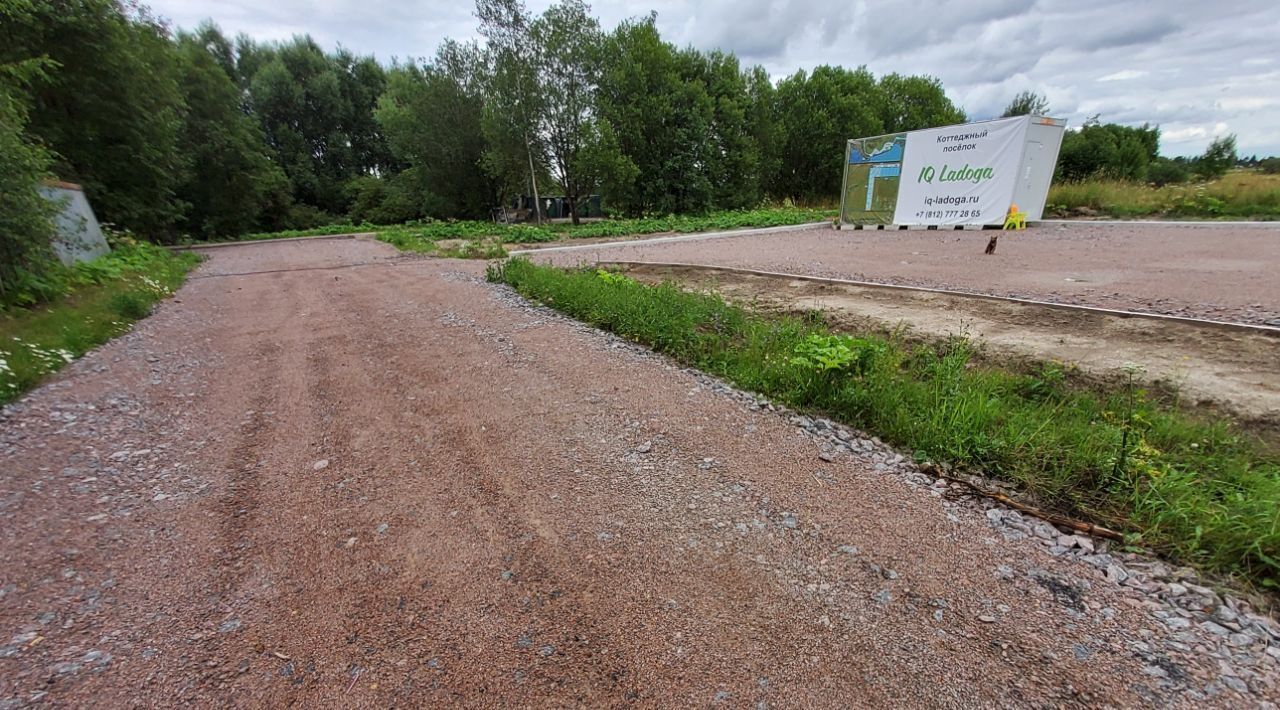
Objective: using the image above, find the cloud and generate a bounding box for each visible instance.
[1075,16,1180,51]
[144,0,1280,156]
[1097,70,1148,82]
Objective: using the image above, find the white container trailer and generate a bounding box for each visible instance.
[839,115,1066,228]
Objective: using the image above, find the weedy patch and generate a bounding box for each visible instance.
[1048,170,1280,220]
[239,207,836,257]
[791,333,885,376]
[0,239,200,404]
[491,258,1280,591]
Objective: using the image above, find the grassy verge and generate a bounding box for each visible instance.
[1047,171,1280,220]
[374,207,834,256]
[490,258,1280,589]
[0,240,200,405]
[223,207,836,254]
[235,223,385,241]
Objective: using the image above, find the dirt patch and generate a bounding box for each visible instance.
[621,264,1280,434]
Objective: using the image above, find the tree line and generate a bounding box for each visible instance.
[2,0,968,246]
[3,0,1262,262]
[1001,91,1241,186]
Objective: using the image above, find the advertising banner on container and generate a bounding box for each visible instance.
[892,116,1029,225]
[840,115,1064,228]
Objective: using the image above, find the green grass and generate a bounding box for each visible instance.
[233,222,386,242]
[0,241,200,405]
[1048,170,1280,220]
[224,207,836,254]
[374,207,834,255]
[490,259,1280,589]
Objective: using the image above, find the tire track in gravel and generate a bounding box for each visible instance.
[210,340,281,596]
[3,240,1277,708]
[311,266,782,704]
[324,265,638,704]
[320,265,1096,706]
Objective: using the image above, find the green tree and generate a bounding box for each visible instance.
[877,73,966,133]
[597,16,714,214]
[233,34,274,89]
[187,21,238,81]
[775,65,884,201]
[1001,90,1051,117]
[0,51,58,303]
[1195,134,1237,180]
[689,50,767,209]
[531,0,629,223]
[173,33,293,237]
[2,0,189,238]
[376,41,501,219]
[334,49,396,179]
[1057,122,1161,181]
[745,65,782,200]
[477,0,548,222]
[245,37,391,219]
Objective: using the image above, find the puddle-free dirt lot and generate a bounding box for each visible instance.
[535,221,1280,326]
[620,264,1280,433]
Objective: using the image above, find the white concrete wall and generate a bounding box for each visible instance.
[39,184,110,265]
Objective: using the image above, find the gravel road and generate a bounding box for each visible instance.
[531,222,1280,325]
[2,238,1277,707]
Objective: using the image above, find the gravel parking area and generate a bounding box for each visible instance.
[531,222,1280,325]
[1,239,1277,706]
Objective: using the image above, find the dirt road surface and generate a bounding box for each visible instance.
[531,222,1280,325]
[618,264,1280,431]
[2,239,1278,707]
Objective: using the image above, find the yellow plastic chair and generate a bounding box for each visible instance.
[1003,203,1027,230]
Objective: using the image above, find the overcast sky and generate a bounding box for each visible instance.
[146,0,1280,157]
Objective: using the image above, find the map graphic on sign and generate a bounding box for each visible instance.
[848,135,905,164]
[842,134,905,224]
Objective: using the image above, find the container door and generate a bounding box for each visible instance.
[1022,141,1042,196]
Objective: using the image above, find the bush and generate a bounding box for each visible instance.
[1146,158,1189,187]
[283,203,337,231]
[107,291,151,319]
[0,86,59,307]
[1056,123,1159,182]
[1194,135,1238,180]
[345,173,432,226]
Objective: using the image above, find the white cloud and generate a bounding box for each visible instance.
[1097,70,1148,82]
[144,0,1280,156]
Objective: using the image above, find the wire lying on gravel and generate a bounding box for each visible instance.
[920,462,1125,541]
